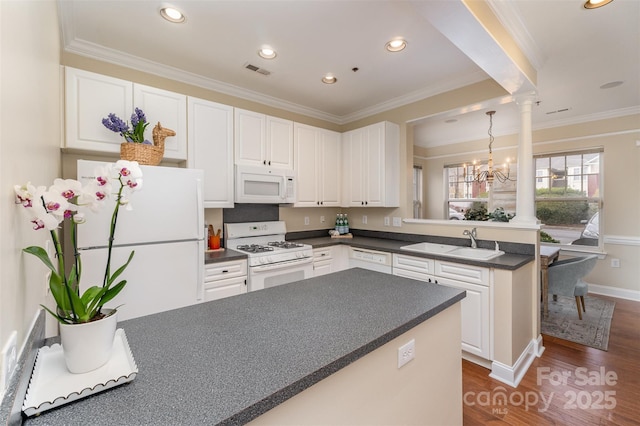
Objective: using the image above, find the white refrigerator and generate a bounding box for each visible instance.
[77,160,205,321]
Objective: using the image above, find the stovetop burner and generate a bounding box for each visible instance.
[236,244,275,254]
[267,241,304,249]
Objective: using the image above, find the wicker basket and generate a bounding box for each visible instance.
[119,122,170,166]
[119,142,164,166]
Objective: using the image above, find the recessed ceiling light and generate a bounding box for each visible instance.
[584,0,614,9]
[385,38,407,52]
[322,74,337,84]
[600,80,623,89]
[160,7,185,23]
[258,47,277,59]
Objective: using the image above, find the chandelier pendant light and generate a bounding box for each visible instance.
[472,111,514,186]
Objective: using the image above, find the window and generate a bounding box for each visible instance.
[535,149,602,247]
[445,161,516,220]
[413,165,423,218]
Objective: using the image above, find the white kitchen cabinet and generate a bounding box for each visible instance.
[294,123,341,207]
[435,260,491,360]
[342,121,399,207]
[65,67,132,153]
[187,97,234,208]
[203,259,247,302]
[234,108,294,169]
[436,275,490,360]
[392,254,435,282]
[133,84,187,160]
[392,253,491,361]
[313,247,333,277]
[313,245,349,276]
[64,67,187,160]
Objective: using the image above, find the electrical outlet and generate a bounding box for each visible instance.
[384,217,390,226]
[304,216,309,226]
[320,215,325,223]
[1,331,18,392]
[397,339,415,368]
[362,215,367,224]
[611,258,620,268]
[392,217,402,227]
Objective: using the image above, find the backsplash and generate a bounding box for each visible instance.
[222,204,279,224]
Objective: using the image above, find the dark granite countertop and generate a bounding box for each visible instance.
[293,235,533,271]
[23,269,465,426]
[204,248,247,264]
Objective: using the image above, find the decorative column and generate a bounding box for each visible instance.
[511,92,540,224]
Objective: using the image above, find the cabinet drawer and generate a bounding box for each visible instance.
[435,261,489,286]
[393,254,435,275]
[204,259,247,281]
[203,276,247,302]
[392,267,434,283]
[313,248,333,261]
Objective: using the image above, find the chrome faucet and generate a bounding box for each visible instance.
[463,228,478,248]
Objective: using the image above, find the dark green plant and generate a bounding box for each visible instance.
[540,231,560,243]
[488,207,514,222]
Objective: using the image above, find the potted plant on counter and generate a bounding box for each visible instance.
[14,160,143,373]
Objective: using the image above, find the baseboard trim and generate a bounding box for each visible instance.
[588,284,640,302]
[489,338,539,388]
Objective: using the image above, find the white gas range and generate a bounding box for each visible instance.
[224,221,313,292]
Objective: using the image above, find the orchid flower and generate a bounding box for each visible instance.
[15,161,143,324]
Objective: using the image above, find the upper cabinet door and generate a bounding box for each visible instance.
[234,108,293,169]
[133,84,187,160]
[266,116,294,169]
[64,67,187,162]
[294,123,320,207]
[234,108,266,167]
[187,97,234,208]
[65,67,133,153]
[318,129,341,206]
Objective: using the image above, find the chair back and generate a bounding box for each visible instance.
[547,255,598,297]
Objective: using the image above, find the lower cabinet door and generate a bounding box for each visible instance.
[203,276,247,302]
[437,277,490,360]
[313,260,332,277]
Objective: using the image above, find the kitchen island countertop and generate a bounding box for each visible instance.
[23,268,465,425]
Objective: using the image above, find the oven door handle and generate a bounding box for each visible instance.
[251,257,313,273]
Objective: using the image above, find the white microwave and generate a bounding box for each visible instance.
[235,165,296,204]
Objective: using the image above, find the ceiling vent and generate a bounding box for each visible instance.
[244,63,271,76]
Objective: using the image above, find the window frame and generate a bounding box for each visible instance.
[534,148,604,251]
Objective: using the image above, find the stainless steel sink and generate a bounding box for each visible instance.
[399,242,457,254]
[400,243,504,261]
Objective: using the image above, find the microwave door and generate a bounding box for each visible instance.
[238,171,283,203]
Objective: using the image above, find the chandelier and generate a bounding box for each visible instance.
[469,111,514,186]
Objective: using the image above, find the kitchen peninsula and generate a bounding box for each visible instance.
[23,269,466,425]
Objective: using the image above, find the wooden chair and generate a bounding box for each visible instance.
[547,255,598,320]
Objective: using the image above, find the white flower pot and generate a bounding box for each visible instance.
[59,309,118,374]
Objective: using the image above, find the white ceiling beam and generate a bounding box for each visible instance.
[412,0,537,95]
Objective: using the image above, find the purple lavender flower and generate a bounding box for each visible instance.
[131,108,147,127]
[102,113,130,135]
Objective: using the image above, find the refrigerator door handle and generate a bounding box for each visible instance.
[196,177,204,239]
[197,240,205,301]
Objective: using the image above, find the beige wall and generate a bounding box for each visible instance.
[1,0,61,377]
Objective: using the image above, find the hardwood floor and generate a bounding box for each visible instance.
[462,295,640,425]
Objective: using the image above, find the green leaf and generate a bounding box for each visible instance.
[39,304,68,324]
[107,251,135,287]
[80,286,104,306]
[99,280,127,306]
[23,246,57,274]
[48,273,72,312]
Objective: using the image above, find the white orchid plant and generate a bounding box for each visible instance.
[14,160,143,324]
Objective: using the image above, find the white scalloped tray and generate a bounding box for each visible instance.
[22,328,138,417]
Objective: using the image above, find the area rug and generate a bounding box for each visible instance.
[541,295,615,351]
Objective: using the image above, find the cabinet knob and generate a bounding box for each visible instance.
[268,160,271,165]
[263,160,267,165]
[222,269,229,273]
